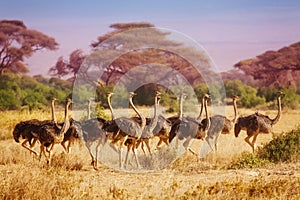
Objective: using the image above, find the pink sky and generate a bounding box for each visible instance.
[2,0,300,76]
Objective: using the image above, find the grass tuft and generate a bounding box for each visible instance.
[228,151,270,169]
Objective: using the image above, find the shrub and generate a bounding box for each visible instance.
[257,128,300,163]
[257,87,278,102]
[0,90,20,110]
[23,91,47,110]
[195,84,224,104]
[225,80,265,108]
[0,73,72,110]
[94,104,109,119]
[280,88,300,109]
[228,152,269,169]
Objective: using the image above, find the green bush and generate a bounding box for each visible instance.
[0,90,20,110]
[228,152,269,169]
[20,75,39,90]
[230,127,300,169]
[258,88,300,109]
[195,84,224,104]
[257,87,278,102]
[23,91,47,110]
[257,128,300,163]
[280,88,300,109]
[0,73,71,110]
[160,93,178,113]
[225,80,265,108]
[49,77,73,91]
[93,104,109,119]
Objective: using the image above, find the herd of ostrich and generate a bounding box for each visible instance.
[12,90,284,170]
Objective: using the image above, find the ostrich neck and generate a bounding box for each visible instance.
[108,95,115,120]
[178,95,184,120]
[232,99,238,123]
[271,96,282,125]
[204,98,210,131]
[87,100,91,120]
[130,97,146,129]
[148,95,159,132]
[51,100,57,124]
[59,101,71,137]
[196,96,205,121]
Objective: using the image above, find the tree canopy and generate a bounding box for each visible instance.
[51,22,217,88]
[49,49,85,80]
[234,41,300,89]
[0,73,71,110]
[0,19,58,75]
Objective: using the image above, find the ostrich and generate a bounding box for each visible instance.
[81,97,107,170]
[13,97,59,156]
[148,94,181,150]
[51,97,58,125]
[167,93,186,124]
[169,94,211,155]
[180,94,210,155]
[157,93,186,148]
[60,118,83,153]
[44,98,83,154]
[203,95,239,152]
[81,117,107,169]
[128,91,161,161]
[13,119,42,156]
[234,91,284,152]
[35,98,72,164]
[168,93,207,143]
[102,92,147,169]
[136,92,174,154]
[107,92,115,120]
[151,114,172,150]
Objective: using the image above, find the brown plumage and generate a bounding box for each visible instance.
[60,118,83,153]
[169,94,211,156]
[34,98,72,164]
[103,92,147,169]
[135,91,163,155]
[234,91,284,152]
[12,98,59,156]
[13,119,42,156]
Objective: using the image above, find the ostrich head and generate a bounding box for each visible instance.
[107,92,114,98]
[277,91,285,98]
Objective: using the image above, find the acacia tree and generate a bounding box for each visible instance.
[0,19,58,75]
[50,22,159,80]
[234,42,300,88]
[89,22,214,86]
[49,49,85,80]
[53,22,223,107]
[51,22,214,86]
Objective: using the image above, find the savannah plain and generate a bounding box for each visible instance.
[0,105,299,200]
[1,16,300,199]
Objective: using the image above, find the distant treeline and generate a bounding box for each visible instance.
[0,74,72,110]
[1,73,299,112]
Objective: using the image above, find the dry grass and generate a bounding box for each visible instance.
[0,107,300,199]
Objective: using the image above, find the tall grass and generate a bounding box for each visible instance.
[0,108,300,199]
